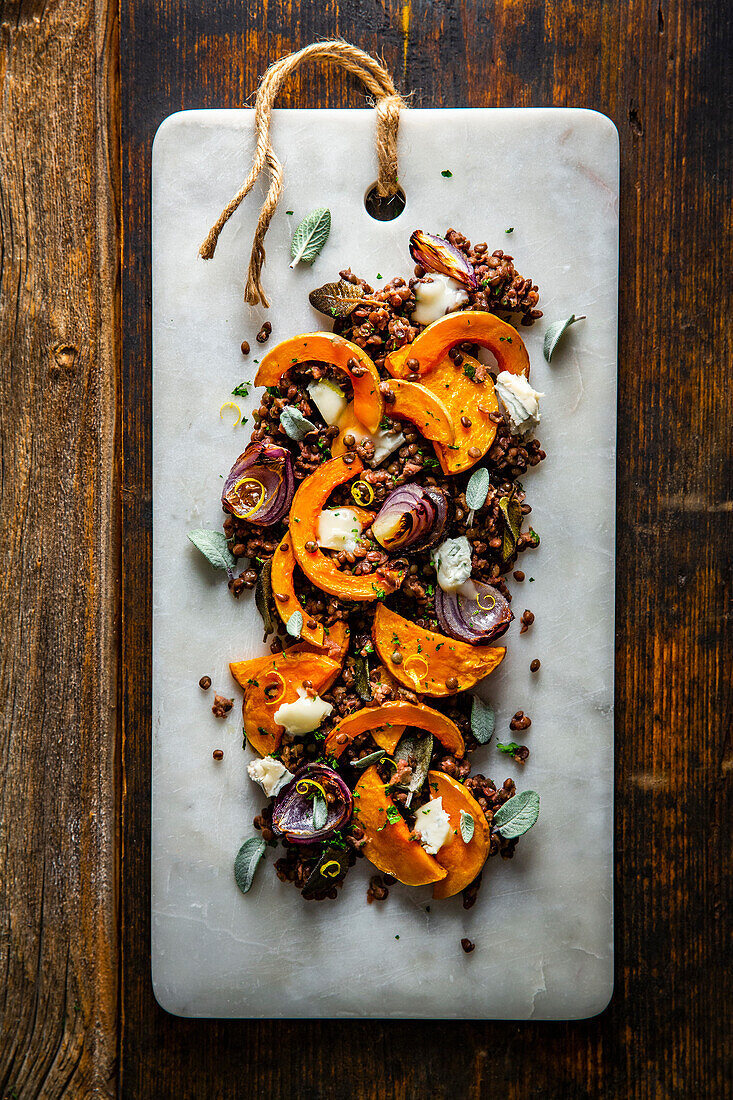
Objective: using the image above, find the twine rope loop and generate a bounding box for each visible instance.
[199,40,406,307]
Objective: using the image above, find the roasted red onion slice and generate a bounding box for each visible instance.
[222,441,294,525]
[271,763,353,845]
[409,230,478,290]
[372,484,448,553]
[435,579,513,645]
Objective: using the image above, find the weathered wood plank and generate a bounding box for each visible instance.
[0,0,120,1096]
[119,1,731,1097]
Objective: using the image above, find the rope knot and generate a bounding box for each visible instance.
[199,41,407,308]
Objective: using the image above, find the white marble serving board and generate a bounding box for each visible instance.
[152,108,618,1019]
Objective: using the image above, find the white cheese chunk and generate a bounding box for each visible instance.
[307,380,348,425]
[317,507,364,554]
[274,687,333,737]
[412,273,469,326]
[431,536,473,593]
[247,755,293,797]
[495,371,544,437]
[415,797,452,855]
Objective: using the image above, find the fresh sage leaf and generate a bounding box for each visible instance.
[351,749,386,770]
[254,558,275,637]
[311,792,328,830]
[394,731,433,807]
[188,528,236,575]
[493,790,540,839]
[499,494,523,560]
[302,847,349,897]
[460,810,475,844]
[286,610,303,638]
[543,314,586,362]
[309,279,367,319]
[279,405,316,441]
[352,655,373,703]
[471,696,496,744]
[289,207,331,269]
[234,837,266,894]
[465,466,490,511]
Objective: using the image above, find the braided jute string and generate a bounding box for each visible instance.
[199,40,407,308]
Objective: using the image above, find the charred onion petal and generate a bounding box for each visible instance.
[435,580,513,645]
[372,484,448,553]
[271,763,353,845]
[409,230,477,290]
[222,441,294,525]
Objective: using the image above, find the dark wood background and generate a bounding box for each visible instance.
[0,0,730,1096]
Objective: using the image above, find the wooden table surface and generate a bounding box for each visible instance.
[0,0,730,1096]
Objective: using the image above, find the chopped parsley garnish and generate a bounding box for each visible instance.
[505,227,514,233]
[386,806,402,824]
[441,169,453,177]
[231,381,253,397]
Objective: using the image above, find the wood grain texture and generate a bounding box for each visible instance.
[0,0,120,1097]
[128,0,724,1096]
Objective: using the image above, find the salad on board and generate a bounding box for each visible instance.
[191,227,549,913]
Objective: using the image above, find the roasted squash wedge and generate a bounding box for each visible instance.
[233,647,342,756]
[371,725,406,752]
[271,531,369,648]
[270,532,325,648]
[415,352,500,474]
[290,455,405,600]
[353,765,446,886]
[331,379,454,458]
[388,378,455,443]
[325,700,464,759]
[385,310,530,380]
[255,333,383,433]
[372,605,506,696]
[428,771,491,899]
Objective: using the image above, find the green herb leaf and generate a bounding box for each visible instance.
[309,279,367,318]
[499,494,523,560]
[441,169,453,177]
[279,405,316,441]
[352,655,373,703]
[465,466,490,511]
[543,314,586,362]
[254,558,275,637]
[497,741,522,755]
[493,790,540,838]
[352,749,386,770]
[505,227,514,233]
[233,837,266,894]
[471,696,495,744]
[460,810,475,843]
[312,792,328,829]
[289,207,331,269]
[286,610,303,638]
[187,529,236,574]
[463,362,476,380]
[386,805,402,824]
[231,381,253,397]
[301,847,349,897]
[393,731,433,806]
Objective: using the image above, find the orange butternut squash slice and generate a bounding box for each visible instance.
[331,380,454,458]
[270,532,325,648]
[372,725,406,752]
[290,455,405,601]
[428,771,491,899]
[414,352,500,474]
[372,605,506,696]
[353,765,446,886]
[388,378,455,443]
[255,333,383,433]
[233,647,342,756]
[385,310,530,380]
[325,700,464,759]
